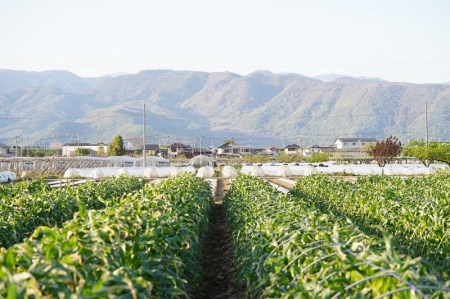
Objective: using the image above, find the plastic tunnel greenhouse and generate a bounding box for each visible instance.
[189,155,215,168]
[133,156,171,167]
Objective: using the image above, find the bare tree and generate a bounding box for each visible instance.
[127,136,143,150]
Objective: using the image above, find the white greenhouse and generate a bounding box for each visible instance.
[0,171,17,183]
[189,155,215,168]
[134,156,171,167]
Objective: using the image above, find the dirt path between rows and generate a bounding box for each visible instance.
[266,177,296,190]
[200,178,245,299]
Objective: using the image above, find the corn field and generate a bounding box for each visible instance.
[0,173,449,298]
[226,175,450,298]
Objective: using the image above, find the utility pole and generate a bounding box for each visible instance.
[157,134,160,157]
[425,101,429,146]
[143,103,147,167]
[358,132,362,154]
[77,132,80,157]
[15,135,18,157]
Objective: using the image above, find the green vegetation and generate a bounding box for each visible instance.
[241,154,272,164]
[0,176,142,248]
[73,147,91,156]
[1,172,449,297]
[18,148,62,157]
[107,135,125,156]
[403,140,450,166]
[225,175,449,298]
[304,152,330,163]
[97,144,106,157]
[0,174,212,297]
[291,173,450,273]
[276,153,304,163]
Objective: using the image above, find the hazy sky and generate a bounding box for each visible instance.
[1,0,449,83]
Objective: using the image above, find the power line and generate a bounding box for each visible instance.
[0,111,448,121]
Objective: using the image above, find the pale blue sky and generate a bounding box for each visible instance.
[1,0,449,83]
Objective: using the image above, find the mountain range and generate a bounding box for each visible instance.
[0,69,449,147]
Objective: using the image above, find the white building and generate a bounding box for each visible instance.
[217,141,253,156]
[0,143,10,157]
[302,145,334,157]
[62,142,108,157]
[284,144,302,155]
[334,138,377,150]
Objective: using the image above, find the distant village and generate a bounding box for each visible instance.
[0,137,378,159]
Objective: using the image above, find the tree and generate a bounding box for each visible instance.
[403,140,450,166]
[223,138,235,145]
[128,136,143,150]
[73,147,90,157]
[369,136,402,167]
[433,142,450,166]
[97,144,106,157]
[108,135,125,156]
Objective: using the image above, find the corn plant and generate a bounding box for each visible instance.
[290,173,450,273]
[225,175,450,298]
[0,176,143,248]
[0,174,212,298]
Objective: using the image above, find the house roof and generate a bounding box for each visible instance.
[169,143,190,150]
[284,143,301,149]
[335,138,377,143]
[217,141,232,148]
[218,141,251,149]
[144,144,159,150]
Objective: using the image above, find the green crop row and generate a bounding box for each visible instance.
[0,174,212,298]
[225,175,450,298]
[290,173,450,273]
[0,176,143,248]
[0,180,52,197]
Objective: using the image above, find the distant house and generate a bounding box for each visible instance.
[0,143,9,157]
[144,144,160,156]
[256,146,280,156]
[9,146,21,156]
[217,141,253,156]
[267,146,281,156]
[334,138,377,151]
[302,145,334,157]
[189,147,213,157]
[284,144,302,155]
[62,142,108,157]
[168,143,191,158]
[206,146,219,156]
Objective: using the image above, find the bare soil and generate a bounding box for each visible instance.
[200,178,246,299]
[266,177,296,190]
